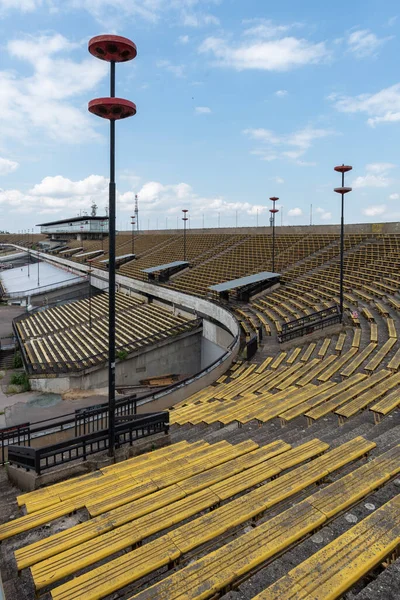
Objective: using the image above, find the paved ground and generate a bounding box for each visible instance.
[0,307,24,338]
[0,387,112,427]
[0,262,84,297]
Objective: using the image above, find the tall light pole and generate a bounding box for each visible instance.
[88,264,93,329]
[88,34,137,458]
[269,196,279,272]
[130,215,135,254]
[37,243,40,287]
[182,209,188,261]
[134,193,139,231]
[334,164,352,322]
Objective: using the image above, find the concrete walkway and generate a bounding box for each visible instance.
[0,387,112,428]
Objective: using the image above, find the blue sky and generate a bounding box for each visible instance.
[0,0,400,232]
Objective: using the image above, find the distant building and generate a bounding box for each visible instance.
[37,216,108,241]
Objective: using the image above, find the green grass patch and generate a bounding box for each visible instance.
[12,351,23,368]
[10,372,30,391]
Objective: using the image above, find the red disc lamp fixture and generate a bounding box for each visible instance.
[88,34,136,458]
[269,197,279,273]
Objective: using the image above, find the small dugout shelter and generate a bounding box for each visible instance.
[142,260,189,283]
[209,271,281,302]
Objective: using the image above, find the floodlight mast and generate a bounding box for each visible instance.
[334,165,353,322]
[88,35,137,458]
[269,197,279,272]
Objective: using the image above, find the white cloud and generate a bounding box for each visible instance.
[182,12,219,27]
[0,173,270,225]
[178,35,190,44]
[365,162,395,173]
[347,29,392,58]
[0,0,41,11]
[0,34,106,144]
[352,163,395,189]
[242,19,297,39]
[30,175,108,197]
[69,0,219,28]
[287,207,302,217]
[362,204,387,216]
[389,193,399,200]
[244,125,334,163]
[195,106,211,114]
[0,157,19,175]
[199,27,328,71]
[316,207,332,221]
[1,0,219,29]
[296,160,317,167]
[156,60,185,78]
[275,89,288,97]
[330,83,400,127]
[275,177,284,184]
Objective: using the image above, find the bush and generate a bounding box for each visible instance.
[117,349,128,361]
[10,372,30,391]
[13,351,23,368]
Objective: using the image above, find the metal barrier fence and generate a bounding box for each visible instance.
[0,393,140,466]
[8,412,169,474]
[278,305,341,343]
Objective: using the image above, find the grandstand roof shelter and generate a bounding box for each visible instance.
[37,216,108,241]
[143,260,189,283]
[99,253,135,269]
[209,271,281,302]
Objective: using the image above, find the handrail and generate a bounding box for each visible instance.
[8,412,169,474]
[282,305,340,333]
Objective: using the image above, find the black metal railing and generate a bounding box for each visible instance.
[0,392,141,466]
[278,305,341,343]
[8,412,169,474]
[0,423,30,466]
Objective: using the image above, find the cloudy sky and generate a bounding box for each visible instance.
[0,0,400,232]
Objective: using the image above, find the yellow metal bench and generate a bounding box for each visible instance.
[15,441,286,572]
[30,440,328,593]
[387,346,400,372]
[364,338,397,372]
[335,332,346,354]
[317,338,331,357]
[305,369,390,425]
[317,347,358,382]
[370,388,400,423]
[340,342,377,378]
[387,317,397,339]
[258,493,400,600]
[49,438,370,599]
[335,371,400,424]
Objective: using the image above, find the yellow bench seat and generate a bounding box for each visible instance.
[258,494,400,600]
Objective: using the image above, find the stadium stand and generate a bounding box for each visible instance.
[0,226,399,600]
[14,292,197,374]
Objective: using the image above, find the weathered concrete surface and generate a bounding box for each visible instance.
[0,306,24,337]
